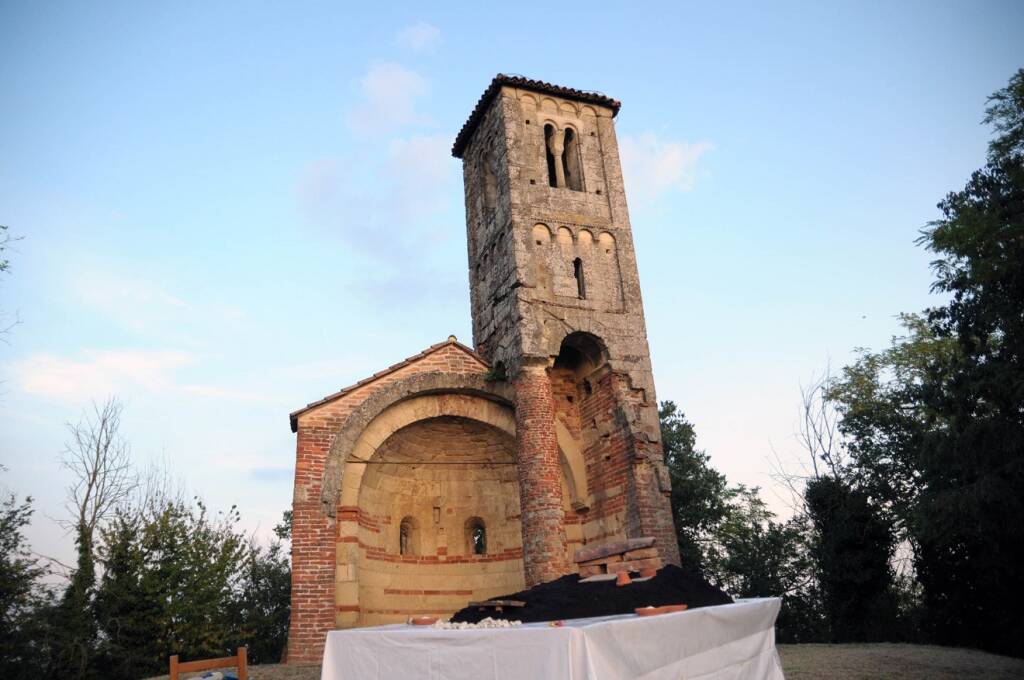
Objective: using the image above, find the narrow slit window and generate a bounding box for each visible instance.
[544,124,558,187]
[573,258,586,299]
[562,128,582,191]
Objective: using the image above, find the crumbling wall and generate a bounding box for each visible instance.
[461,85,681,572]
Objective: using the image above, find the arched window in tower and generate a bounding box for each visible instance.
[399,516,417,556]
[573,257,586,299]
[465,517,486,555]
[562,127,583,191]
[544,124,558,187]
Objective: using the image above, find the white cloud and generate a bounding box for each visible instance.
[275,357,372,382]
[295,133,458,255]
[619,133,713,203]
[346,63,430,134]
[295,158,345,221]
[8,349,272,404]
[10,349,194,401]
[70,269,246,342]
[387,133,458,214]
[74,271,190,334]
[395,22,441,52]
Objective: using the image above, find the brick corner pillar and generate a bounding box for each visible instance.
[513,361,571,586]
[286,426,338,665]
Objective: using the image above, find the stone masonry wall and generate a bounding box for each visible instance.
[459,83,681,569]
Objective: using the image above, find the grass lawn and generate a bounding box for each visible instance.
[777,643,1024,679]
[150,643,1024,679]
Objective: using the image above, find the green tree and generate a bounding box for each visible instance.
[51,398,136,679]
[93,511,162,679]
[51,528,99,679]
[660,402,823,642]
[792,372,905,643]
[660,401,730,571]
[910,68,1024,656]
[828,69,1024,656]
[143,499,247,664]
[0,493,56,680]
[805,476,900,642]
[228,533,291,664]
[706,485,822,643]
[93,496,288,678]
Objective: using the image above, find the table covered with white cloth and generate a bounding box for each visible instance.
[320,597,784,680]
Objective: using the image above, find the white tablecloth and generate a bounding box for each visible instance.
[321,598,784,680]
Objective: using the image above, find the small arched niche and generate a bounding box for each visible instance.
[465,516,487,556]
[556,226,574,246]
[532,223,551,246]
[598,231,615,255]
[399,516,419,556]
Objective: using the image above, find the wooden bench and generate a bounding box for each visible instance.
[169,647,247,680]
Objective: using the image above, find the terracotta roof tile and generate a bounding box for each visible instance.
[288,337,489,432]
[452,74,621,158]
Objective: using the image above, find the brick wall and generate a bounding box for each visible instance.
[287,425,337,664]
[288,342,491,663]
[513,364,571,585]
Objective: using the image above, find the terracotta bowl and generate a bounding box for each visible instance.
[616,572,632,586]
[408,616,438,626]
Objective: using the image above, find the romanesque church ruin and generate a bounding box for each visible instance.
[287,75,680,663]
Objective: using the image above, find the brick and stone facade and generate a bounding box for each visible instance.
[286,76,680,664]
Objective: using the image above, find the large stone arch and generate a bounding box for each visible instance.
[320,370,590,518]
[325,369,597,627]
[320,372,515,516]
[337,394,517,508]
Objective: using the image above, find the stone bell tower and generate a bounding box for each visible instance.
[453,75,681,585]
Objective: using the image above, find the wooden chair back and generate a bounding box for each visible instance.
[169,647,248,680]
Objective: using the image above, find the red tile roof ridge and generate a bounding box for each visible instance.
[288,336,489,430]
[452,74,621,158]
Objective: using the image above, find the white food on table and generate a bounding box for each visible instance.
[431,616,523,629]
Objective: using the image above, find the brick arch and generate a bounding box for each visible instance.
[336,394,517,508]
[319,371,516,516]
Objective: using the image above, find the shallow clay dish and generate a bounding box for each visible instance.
[635,604,688,617]
[409,616,438,625]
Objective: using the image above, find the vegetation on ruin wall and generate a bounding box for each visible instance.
[664,69,1024,657]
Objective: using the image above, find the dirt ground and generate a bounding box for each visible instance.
[148,643,1024,679]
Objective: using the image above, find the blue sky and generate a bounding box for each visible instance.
[2,1,1022,564]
